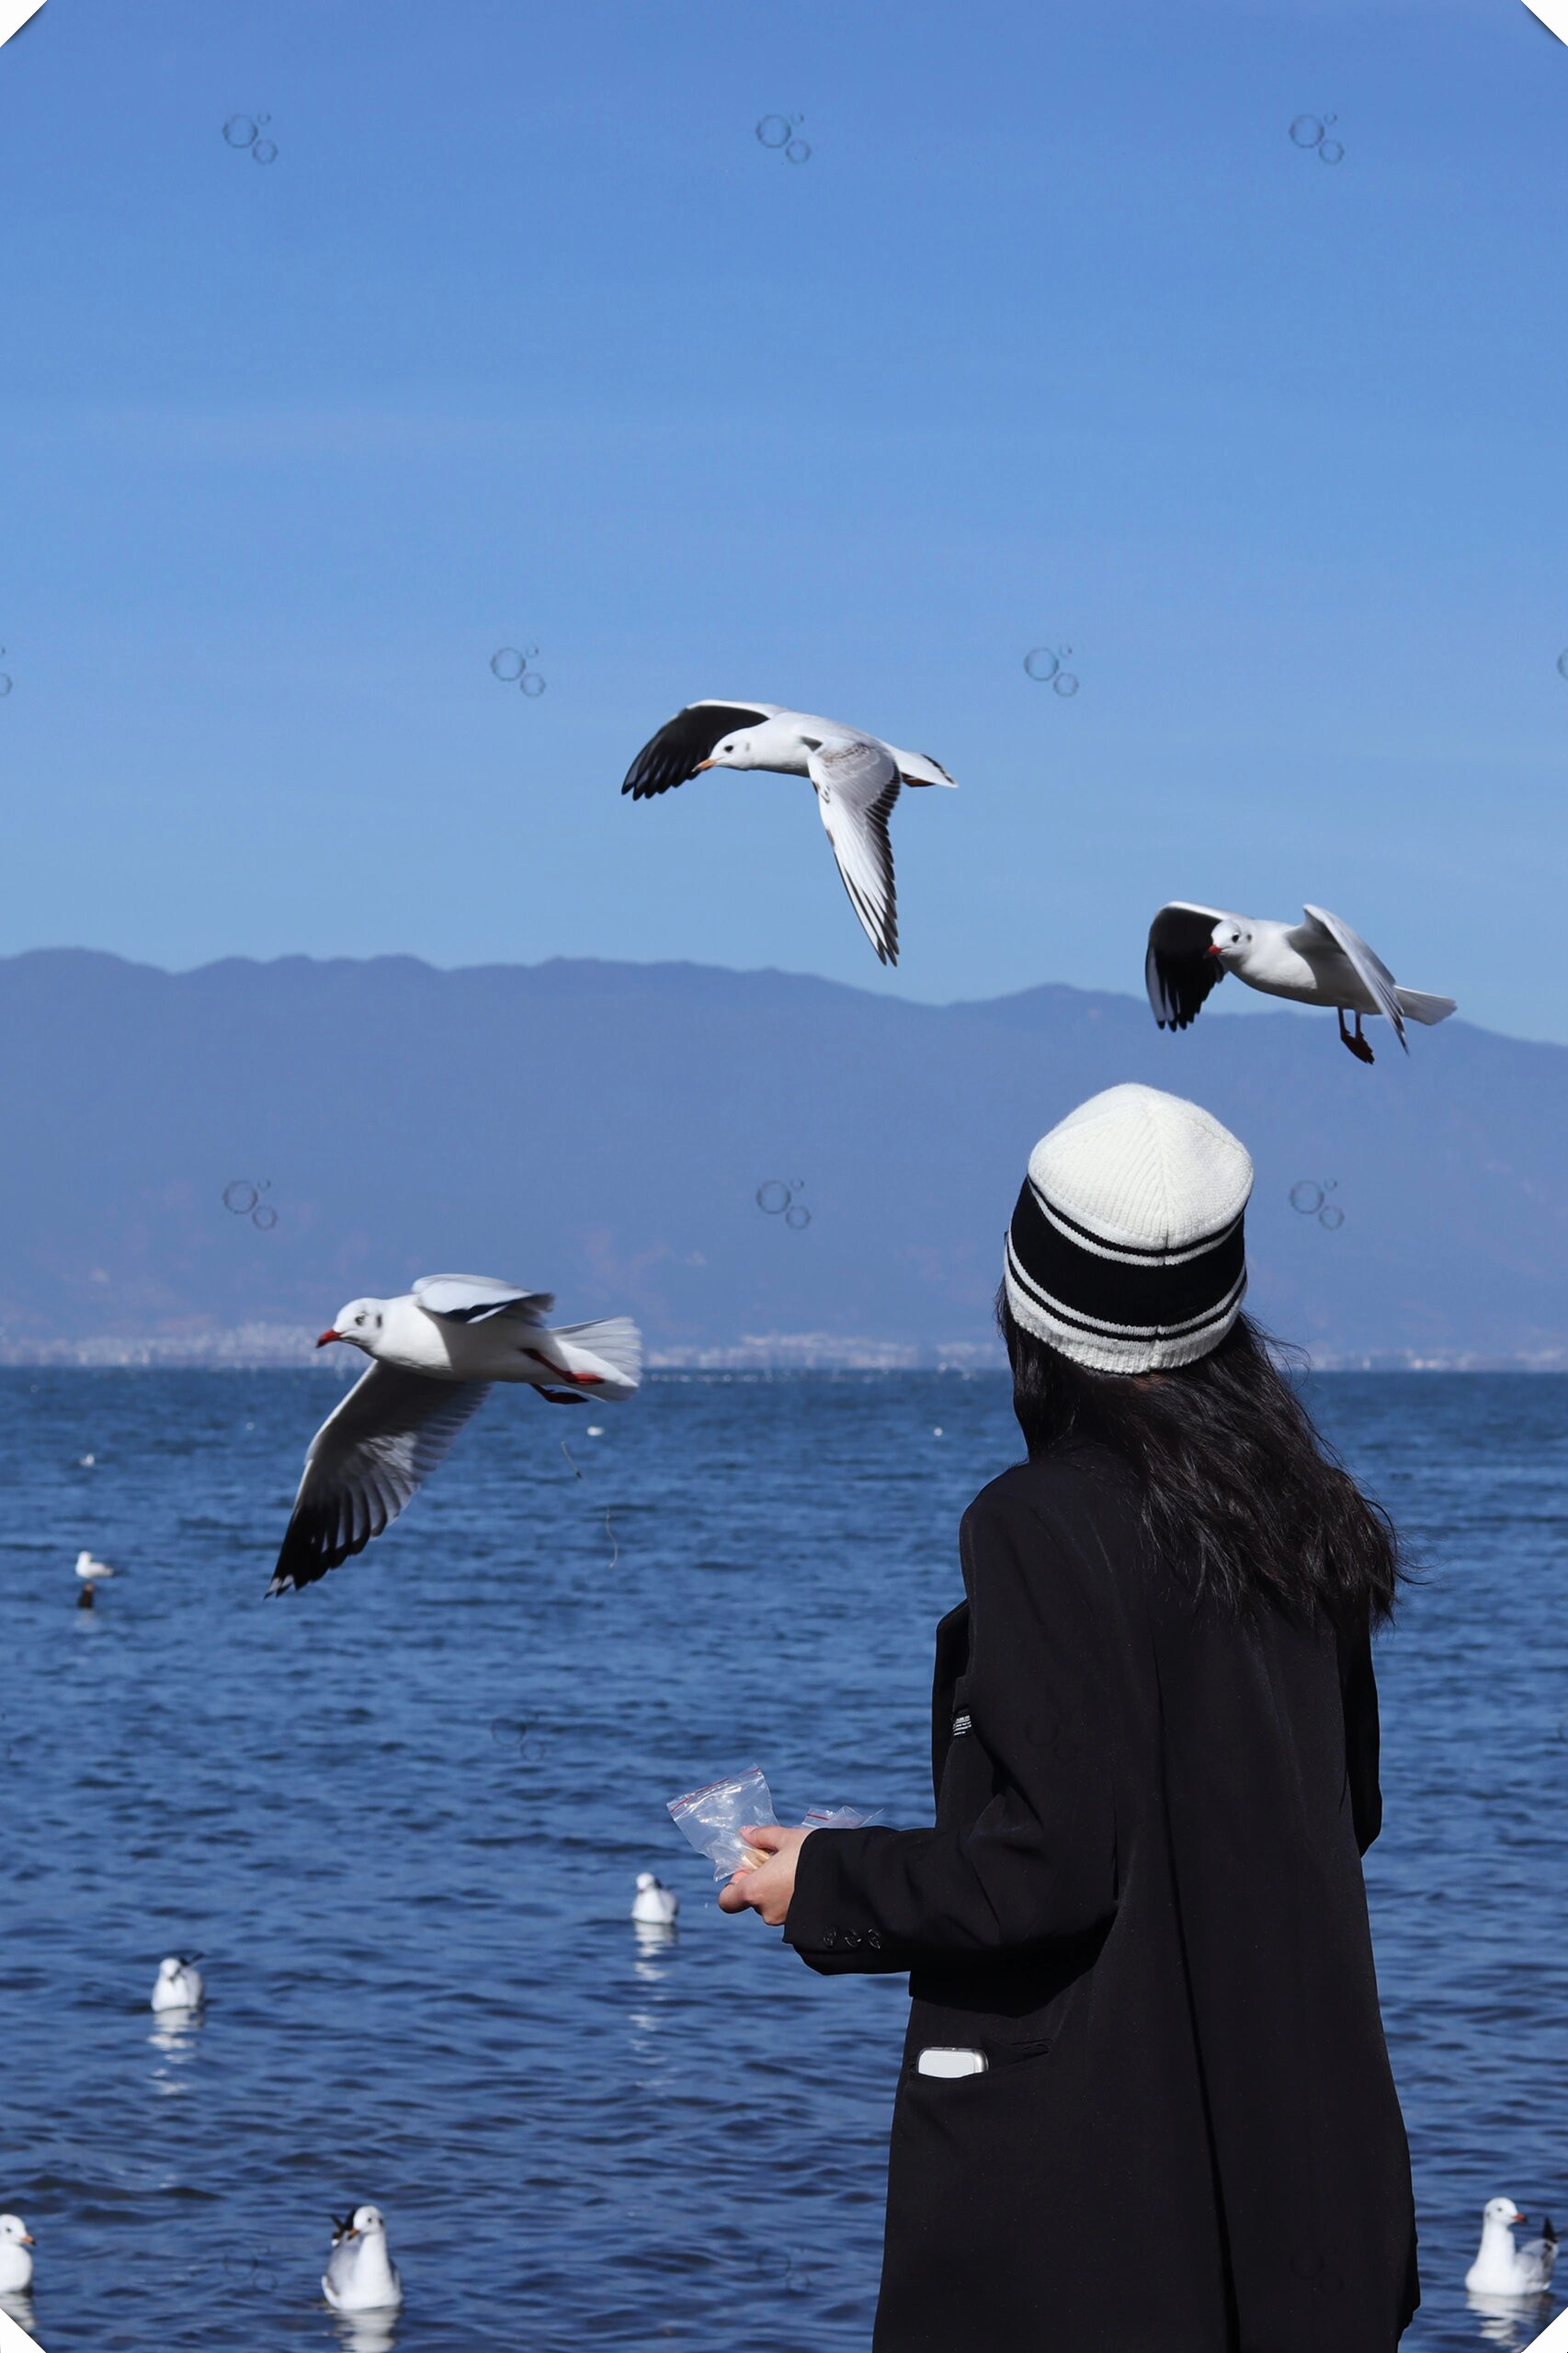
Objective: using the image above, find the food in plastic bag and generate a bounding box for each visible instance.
[667,1768,881,1880]
[667,1765,778,1879]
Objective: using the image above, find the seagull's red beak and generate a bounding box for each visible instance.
[1514,2211,1529,2226]
[315,1329,341,1348]
[1205,943,1223,957]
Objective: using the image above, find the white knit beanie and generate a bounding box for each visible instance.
[1003,1084,1254,1374]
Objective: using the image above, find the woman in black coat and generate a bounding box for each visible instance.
[722,1084,1418,2351]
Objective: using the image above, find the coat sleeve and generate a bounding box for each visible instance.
[1335,1608,1383,1856]
[784,1486,1118,1975]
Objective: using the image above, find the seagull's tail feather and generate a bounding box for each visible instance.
[1394,987,1457,1027]
[548,1317,643,1397]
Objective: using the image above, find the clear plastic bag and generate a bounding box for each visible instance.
[800,1803,880,1832]
[667,1768,881,1879]
[667,1765,778,1879]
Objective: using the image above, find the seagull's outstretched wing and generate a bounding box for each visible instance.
[1299,904,1407,1051]
[620,701,782,799]
[886,743,958,789]
[1145,902,1233,1030]
[413,1274,553,1324]
[268,1364,494,1595]
[807,739,902,965]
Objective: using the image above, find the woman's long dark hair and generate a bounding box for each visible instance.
[999,1295,1403,1625]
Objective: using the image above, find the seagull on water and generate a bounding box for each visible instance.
[324,2205,403,2313]
[270,1276,642,1594]
[1465,2199,1558,2297]
[75,1549,116,1581]
[0,2217,34,2295]
[152,1955,205,2013]
[631,1872,679,1927]
[1146,902,1457,1063]
[620,701,959,966]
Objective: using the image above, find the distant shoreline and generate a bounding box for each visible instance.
[0,1336,1562,1375]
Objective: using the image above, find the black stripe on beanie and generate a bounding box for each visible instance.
[1006,1234,1247,1347]
[1006,1177,1246,1341]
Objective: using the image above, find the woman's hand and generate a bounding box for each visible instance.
[717,1824,809,1926]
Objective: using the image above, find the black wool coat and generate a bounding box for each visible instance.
[786,1444,1418,2353]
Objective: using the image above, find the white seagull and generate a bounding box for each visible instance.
[1145,902,1457,1063]
[631,1871,679,1927]
[324,2205,403,2313]
[151,1954,205,2013]
[0,2216,34,2295]
[269,1276,642,1594]
[1465,2198,1558,2297]
[620,700,959,966]
[75,1549,117,1581]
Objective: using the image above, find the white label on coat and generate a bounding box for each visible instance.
[917,2047,988,2078]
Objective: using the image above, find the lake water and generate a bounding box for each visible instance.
[0,1370,1563,2353]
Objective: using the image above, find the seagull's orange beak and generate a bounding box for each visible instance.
[315,1329,341,1348]
[694,757,716,770]
[19,2232,33,2246]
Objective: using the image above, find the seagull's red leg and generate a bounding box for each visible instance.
[1338,1008,1375,1064]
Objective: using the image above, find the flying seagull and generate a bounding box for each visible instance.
[619,701,958,966]
[269,1276,642,1595]
[1145,902,1456,1063]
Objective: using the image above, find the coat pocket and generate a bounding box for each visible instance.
[905,2032,1052,2085]
[876,2038,1072,2352]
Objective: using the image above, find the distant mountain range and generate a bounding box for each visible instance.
[0,949,1563,1367]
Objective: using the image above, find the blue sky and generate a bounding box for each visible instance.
[2,0,1566,1036]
